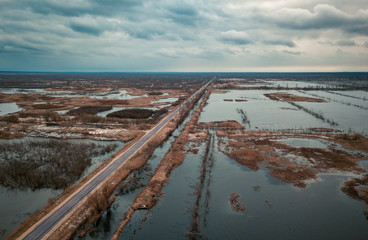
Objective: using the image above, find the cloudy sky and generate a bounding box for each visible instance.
[0,0,367,72]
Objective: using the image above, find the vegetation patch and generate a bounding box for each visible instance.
[217,131,367,188]
[264,92,326,102]
[198,120,245,130]
[342,174,368,204]
[0,139,117,190]
[229,193,246,213]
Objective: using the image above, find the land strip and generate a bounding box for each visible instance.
[111,85,213,240]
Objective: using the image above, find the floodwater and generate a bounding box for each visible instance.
[151,97,178,104]
[107,86,368,239]
[0,88,141,100]
[238,79,331,89]
[0,137,124,237]
[198,90,335,131]
[116,134,368,240]
[278,137,330,149]
[202,149,368,240]
[0,102,23,116]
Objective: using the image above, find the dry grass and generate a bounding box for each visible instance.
[198,120,245,130]
[218,131,367,188]
[229,193,246,213]
[264,92,326,102]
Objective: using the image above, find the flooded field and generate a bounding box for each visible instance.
[101,76,368,240]
[1,73,367,239]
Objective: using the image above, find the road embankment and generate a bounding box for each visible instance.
[111,86,212,240]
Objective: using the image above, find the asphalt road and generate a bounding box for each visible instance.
[20,80,212,240]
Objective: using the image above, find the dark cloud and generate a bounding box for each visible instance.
[0,38,47,54]
[219,30,252,45]
[166,4,200,26]
[28,1,90,17]
[263,39,296,47]
[69,22,103,36]
[268,4,368,35]
[321,40,357,47]
[281,50,302,56]
[335,40,356,46]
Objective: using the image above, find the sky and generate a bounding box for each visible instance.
[0,0,367,72]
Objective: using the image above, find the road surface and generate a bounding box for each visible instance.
[19,80,212,240]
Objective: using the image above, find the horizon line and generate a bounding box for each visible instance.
[1,71,368,74]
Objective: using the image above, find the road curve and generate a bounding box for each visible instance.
[19,80,212,240]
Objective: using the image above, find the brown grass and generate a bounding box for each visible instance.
[230,148,263,171]
[217,131,367,188]
[198,120,245,130]
[229,193,246,213]
[264,92,326,102]
[341,174,368,205]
